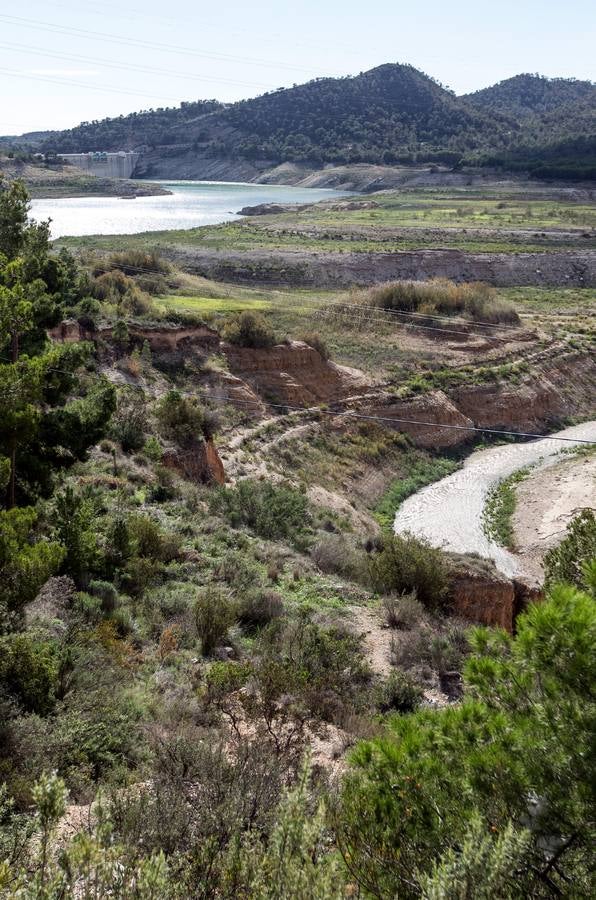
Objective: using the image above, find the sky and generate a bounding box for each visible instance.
[1,0,594,135]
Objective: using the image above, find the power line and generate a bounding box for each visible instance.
[212,394,596,445]
[3,351,594,446]
[0,14,318,75]
[0,41,275,92]
[0,68,185,104]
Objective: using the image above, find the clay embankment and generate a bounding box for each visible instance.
[168,246,596,288]
[222,340,369,406]
[361,351,596,450]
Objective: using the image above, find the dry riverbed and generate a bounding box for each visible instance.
[511,451,596,581]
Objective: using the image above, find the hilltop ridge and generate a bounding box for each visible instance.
[4,64,596,182]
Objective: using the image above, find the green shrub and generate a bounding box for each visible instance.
[0,634,62,715]
[368,533,449,608]
[211,479,310,544]
[221,311,276,348]
[0,507,65,622]
[194,586,236,656]
[109,392,147,453]
[88,580,118,614]
[155,390,207,448]
[52,486,99,588]
[148,465,177,502]
[544,509,596,591]
[376,670,424,714]
[143,436,163,462]
[128,514,180,562]
[73,590,103,622]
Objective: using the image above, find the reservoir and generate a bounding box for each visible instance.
[30,180,348,239]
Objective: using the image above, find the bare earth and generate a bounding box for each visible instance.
[512,453,596,581]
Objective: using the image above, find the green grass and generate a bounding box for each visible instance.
[374,456,460,530]
[482,467,532,548]
[156,294,269,314]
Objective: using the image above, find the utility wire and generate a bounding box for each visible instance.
[2,352,594,445]
[211,394,596,445]
[0,41,275,91]
[0,68,184,104]
[0,14,318,74]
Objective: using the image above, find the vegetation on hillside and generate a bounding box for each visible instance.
[20,66,594,178]
[0,180,594,898]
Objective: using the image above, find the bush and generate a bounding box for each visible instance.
[88,580,118,614]
[194,586,236,656]
[128,514,180,563]
[368,533,449,608]
[0,634,62,715]
[544,509,596,591]
[211,479,310,544]
[376,670,424,714]
[0,507,65,622]
[155,390,207,448]
[382,591,425,629]
[237,590,284,631]
[221,311,276,348]
[311,533,366,580]
[357,279,520,325]
[109,392,147,453]
[143,436,163,462]
[301,331,329,360]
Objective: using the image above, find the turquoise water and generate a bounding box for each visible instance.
[30,180,348,238]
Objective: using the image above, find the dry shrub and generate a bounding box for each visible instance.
[382,591,425,630]
[237,590,284,631]
[158,624,181,661]
[355,278,519,325]
[311,534,366,581]
[301,331,330,359]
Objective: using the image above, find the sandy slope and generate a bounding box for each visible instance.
[511,452,596,581]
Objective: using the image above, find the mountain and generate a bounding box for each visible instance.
[464,73,596,119]
[37,64,512,166]
[6,65,595,180]
[465,75,596,180]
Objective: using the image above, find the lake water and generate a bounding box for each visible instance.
[30,180,349,239]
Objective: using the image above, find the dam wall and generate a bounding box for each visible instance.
[58,151,140,179]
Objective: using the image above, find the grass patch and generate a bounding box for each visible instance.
[374,456,460,530]
[482,467,532,548]
[156,294,270,314]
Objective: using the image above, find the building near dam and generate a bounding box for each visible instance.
[57,151,139,179]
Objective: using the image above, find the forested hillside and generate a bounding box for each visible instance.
[7,65,596,181]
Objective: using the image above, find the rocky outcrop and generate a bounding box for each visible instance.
[239,203,311,216]
[48,319,84,343]
[222,340,369,406]
[162,439,225,485]
[108,323,220,353]
[356,350,596,450]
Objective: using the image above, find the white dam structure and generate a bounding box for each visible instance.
[57,151,140,179]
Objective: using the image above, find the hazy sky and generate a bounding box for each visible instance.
[1,0,594,134]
